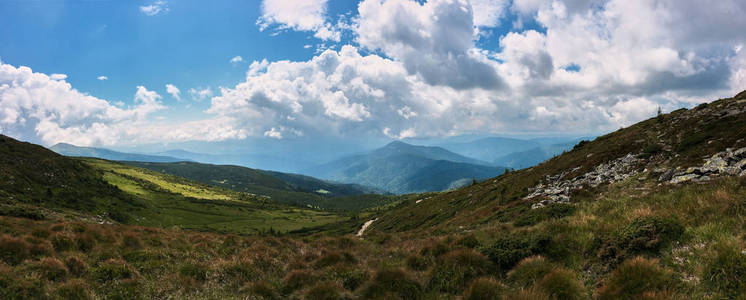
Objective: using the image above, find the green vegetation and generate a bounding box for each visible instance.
[124,161,395,211]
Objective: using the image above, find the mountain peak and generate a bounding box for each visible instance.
[383,140,412,149]
[735,89,746,100]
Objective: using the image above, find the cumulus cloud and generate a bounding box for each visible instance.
[470,0,510,28]
[355,0,504,90]
[189,87,213,101]
[230,56,243,64]
[0,62,248,146]
[165,84,181,101]
[140,0,169,16]
[50,74,67,80]
[97,75,108,81]
[257,0,340,41]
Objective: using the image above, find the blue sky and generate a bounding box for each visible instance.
[1,0,745,147]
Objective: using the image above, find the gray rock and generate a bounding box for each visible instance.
[671,174,700,184]
[658,169,676,182]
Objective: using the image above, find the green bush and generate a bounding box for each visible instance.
[703,240,746,297]
[75,233,96,252]
[420,242,450,257]
[428,249,492,294]
[91,259,135,282]
[598,257,676,300]
[536,268,585,300]
[121,232,142,250]
[0,275,46,299]
[179,262,209,282]
[104,278,144,300]
[514,204,577,227]
[326,265,369,291]
[361,269,423,300]
[282,269,317,293]
[50,233,76,252]
[482,231,551,271]
[55,279,92,300]
[305,282,343,300]
[507,256,555,287]
[36,257,69,281]
[26,236,54,258]
[66,256,89,277]
[0,234,30,265]
[598,216,684,263]
[246,281,280,300]
[455,234,481,249]
[313,251,356,269]
[464,277,505,300]
[221,259,256,282]
[406,255,430,271]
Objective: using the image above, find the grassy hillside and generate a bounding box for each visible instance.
[123,161,393,211]
[0,135,349,235]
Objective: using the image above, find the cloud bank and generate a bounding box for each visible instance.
[2,0,745,146]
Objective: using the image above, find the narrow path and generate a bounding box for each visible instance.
[356,218,377,236]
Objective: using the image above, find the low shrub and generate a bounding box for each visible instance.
[26,236,54,258]
[104,278,144,300]
[0,234,30,265]
[91,259,135,282]
[428,249,492,294]
[246,281,280,300]
[514,204,577,227]
[420,242,450,257]
[482,231,551,272]
[31,228,52,239]
[65,256,89,276]
[326,265,369,291]
[121,231,143,250]
[75,233,96,252]
[464,277,505,300]
[507,256,555,287]
[305,282,343,300]
[361,269,423,300]
[455,234,481,249]
[179,262,209,282]
[313,251,356,269]
[406,255,430,271]
[597,257,676,299]
[36,257,69,281]
[220,259,256,283]
[536,268,585,300]
[50,233,76,252]
[0,275,46,299]
[703,239,746,297]
[55,279,92,300]
[597,216,684,264]
[282,269,317,293]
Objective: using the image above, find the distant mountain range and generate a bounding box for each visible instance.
[305,141,505,194]
[438,136,586,168]
[50,143,185,162]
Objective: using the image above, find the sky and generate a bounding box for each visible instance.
[1,0,745,148]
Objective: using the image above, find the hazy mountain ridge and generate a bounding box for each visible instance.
[306,141,505,194]
[50,143,186,163]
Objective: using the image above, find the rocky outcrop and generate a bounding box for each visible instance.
[526,154,641,208]
[667,147,746,184]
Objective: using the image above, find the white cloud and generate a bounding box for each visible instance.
[189,87,213,101]
[257,0,340,41]
[140,0,169,16]
[50,74,67,80]
[355,0,504,89]
[165,84,181,101]
[97,75,108,81]
[470,0,510,28]
[230,56,243,64]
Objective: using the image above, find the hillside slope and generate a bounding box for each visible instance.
[124,161,391,211]
[306,141,504,194]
